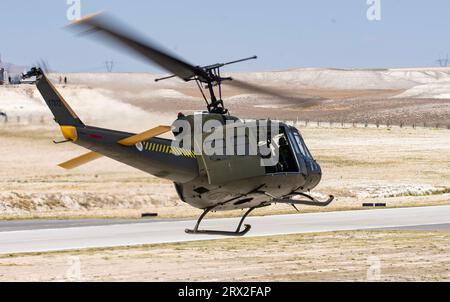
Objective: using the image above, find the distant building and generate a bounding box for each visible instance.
[0,59,28,85]
[0,68,4,85]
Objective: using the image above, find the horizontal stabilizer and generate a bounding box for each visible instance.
[58,151,103,169]
[118,125,172,146]
[58,125,171,170]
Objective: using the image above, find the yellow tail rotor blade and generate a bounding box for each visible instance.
[118,125,172,146]
[58,151,103,170]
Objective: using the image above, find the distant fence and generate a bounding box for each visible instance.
[0,114,94,126]
[0,114,449,130]
[0,114,54,126]
[277,119,449,130]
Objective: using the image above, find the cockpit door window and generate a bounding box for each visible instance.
[293,131,314,160]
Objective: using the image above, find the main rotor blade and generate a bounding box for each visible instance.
[225,78,321,107]
[68,13,209,82]
[37,59,51,74]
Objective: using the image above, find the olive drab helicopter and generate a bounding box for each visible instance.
[22,13,333,236]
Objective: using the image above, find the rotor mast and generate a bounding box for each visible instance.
[155,56,257,114]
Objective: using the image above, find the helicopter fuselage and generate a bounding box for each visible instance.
[177,169,321,211]
[67,112,322,211]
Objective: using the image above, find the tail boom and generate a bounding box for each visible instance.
[30,68,199,183]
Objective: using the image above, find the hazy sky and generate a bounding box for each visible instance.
[1,0,450,72]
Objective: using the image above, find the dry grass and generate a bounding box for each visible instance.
[1,230,449,281]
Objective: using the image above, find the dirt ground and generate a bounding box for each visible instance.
[0,124,449,219]
[1,231,449,281]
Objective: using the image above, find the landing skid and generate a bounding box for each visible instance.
[185,204,266,236]
[285,192,334,207]
[266,191,334,207]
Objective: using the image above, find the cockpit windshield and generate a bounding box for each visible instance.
[292,129,314,160]
[259,125,315,174]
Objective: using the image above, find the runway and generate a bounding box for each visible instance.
[1,205,450,254]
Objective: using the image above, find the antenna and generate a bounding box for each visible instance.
[154,55,257,114]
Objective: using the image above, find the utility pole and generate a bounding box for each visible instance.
[436,54,449,67]
[105,60,114,72]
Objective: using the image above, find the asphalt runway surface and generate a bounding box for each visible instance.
[1,205,449,254]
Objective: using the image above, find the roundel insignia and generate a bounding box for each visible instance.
[135,142,144,152]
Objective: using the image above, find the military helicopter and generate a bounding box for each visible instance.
[22,13,333,236]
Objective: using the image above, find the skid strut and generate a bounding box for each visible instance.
[186,204,264,236]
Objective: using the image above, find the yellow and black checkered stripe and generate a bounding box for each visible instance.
[142,142,196,158]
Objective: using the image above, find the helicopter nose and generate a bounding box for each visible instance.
[305,160,322,190]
